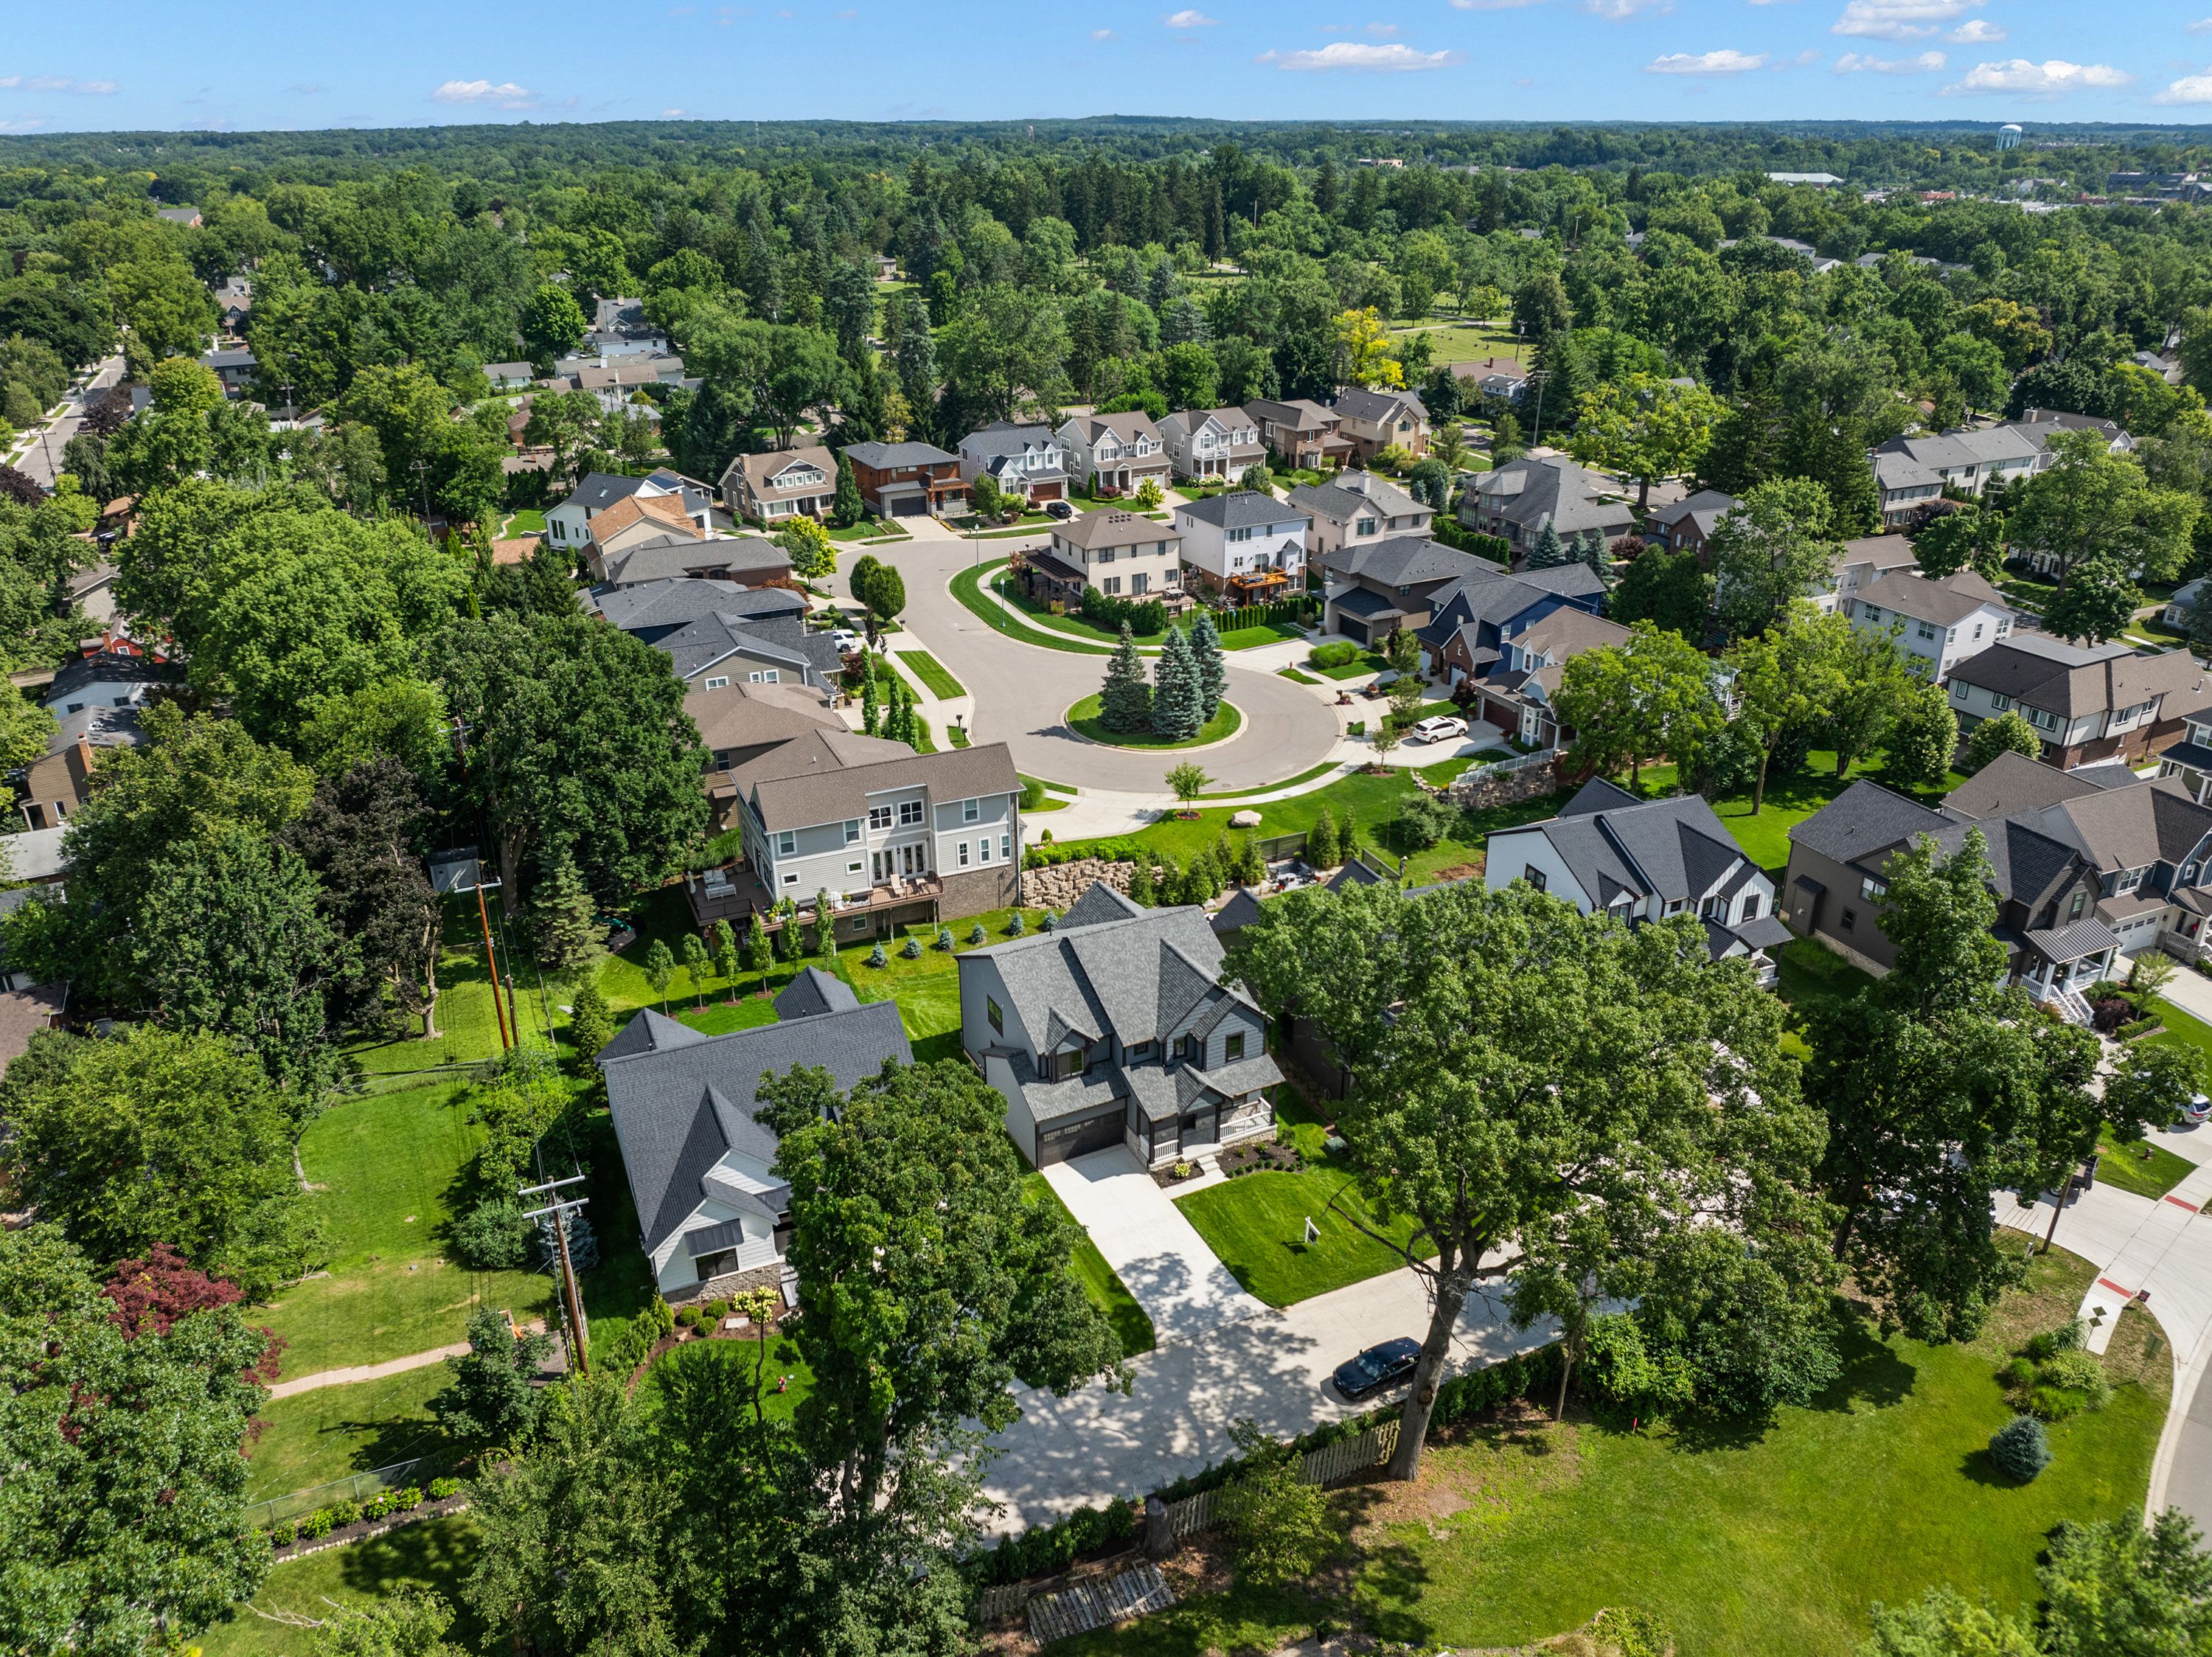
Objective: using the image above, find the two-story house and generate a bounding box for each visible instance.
[1055,412,1170,496]
[16,706,146,830]
[1244,398,1351,470]
[547,470,714,555]
[1329,386,1429,465]
[1424,586,1624,748]
[959,881,1281,1169]
[1020,509,1186,609]
[841,440,968,518]
[598,978,911,1301]
[1644,489,1739,557]
[1814,535,1922,616]
[1157,406,1266,482]
[1783,754,2212,1010]
[957,422,1069,504]
[598,532,793,588]
[1943,633,2212,770]
[1843,569,2014,681]
[1459,455,1638,559]
[1487,779,1790,982]
[1288,470,1433,557]
[1172,491,1313,600]
[598,578,840,698]
[1871,451,1945,529]
[1318,536,1508,645]
[719,445,838,526]
[1873,425,2046,504]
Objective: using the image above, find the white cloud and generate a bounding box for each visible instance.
[2154,68,2212,103]
[1587,0,1672,16]
[2190,18,2212,34]
[661,107,687,117]
[1947,18,2004,42]
[1834,49,1945,72]
[0,74,116,94]
[1257,41,1467,70]
[1162,8,1219,25]
[1091,27,1116,38]
[1366,21,1401,35]
[1832,0,1979,41]
[1941,58,2131,97]
[1646,47,1767,73]
[430,78,540,108]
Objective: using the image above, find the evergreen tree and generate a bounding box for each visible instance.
[529,854,601,974]
[1098,621,1152,733]
[1187,612,1227,720]
[1337,809,1360,869]
[566,977,613,1063]
[1582,531,1613,586]
[1126,856,1156,905]
[1526,519,1568,570]
[1151,625,1204,740]
[860,658,880,735]
[831,454,865,527]
[1307,807,1340,869]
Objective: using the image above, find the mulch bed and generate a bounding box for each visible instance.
[1217,1140,1305,1177]
[1151,1161,1208,1188]
[271,1493,471,1563]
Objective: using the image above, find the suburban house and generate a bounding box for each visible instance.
[547,470,713,555]
[1288,470,1433,556]
[591,577,811,647]
[1645,490,1739,557]
[569,356,686,415]
[16,706,145,830]
[639,597,843,698]
[598,987,911,1301]
[1055,411,1170,496]
[685,679,841,798]
[1783,754,2212,1010]
[959,881,1281,1169]
[841,440,967,518]
[957,423,1069,504]
[1842,568,2014,680]
[578,493,706,575]
[686,709,1024,940]
[1943,633,2211,770]
[1157,407,1266,482]
[199,347,255,397]
[43,641,182,717]
[598,533,792,590]
[719,445,838,526]
[1329,386,1429,464]
[2163,578,2206,631]
[1447,356,1528,403]
[1458,455,1638,560]
[1244,398,1351,470]
[1427,596,1627,749]
[1873,425,2046,503]
[1815,535,1923,616]
[1319,536,1516,644]
[1872,451,1946,529]
[1172,491,1313,601]
[1486,779,1790,982]
[1018,509,1185,609]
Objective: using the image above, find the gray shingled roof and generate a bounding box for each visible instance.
[1511,783,1754,917]
[1175,490,1314,531]
[1331,386,1427,425]
[1790,779,1956,868]
[774,966,860,1021]
[1325,535,1485,589]
[842,440,959,468]
[592,578,805,637]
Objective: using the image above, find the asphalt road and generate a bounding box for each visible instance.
[870,518,1343,794]
[15,355,123,488]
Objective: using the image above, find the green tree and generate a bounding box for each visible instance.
[1227,880,1824,1478]
[1913,507,2006,583]
[1525,519,1568,570]
[1610,543,1713,639]
[1823,620,1921,779]
[682,933,713,1010]
[105,355,226,494]
[431,1305,553,1446]
[1859,1588,2037,1657]
[0,1225,274,1656]
[1554,621,1723,793]
[713,919,741,995]
[310,1591,466,1657]
[1216,1420,1335,1587]
[1166,760,1211,814]
[567,978,615,1064]
[2039,555,2141,645]
[1722,607,1842,814]
[1151,625,1205,741]
[2039,1510,2212,1653]
[745,911,772,975]
[1187,611,1228,720]
[285,757,444,1038]
[777,515,837,581]
[528,853,602,978]
[1569,373,1725,512]
[1708,476,1843,642]
[936,283,1072,423]
[1307,807,1340,869]
[2011,428,2201,591]
[830,453,865,527]
[644,939,676,1014]
[1965,710,2044,772]
[1884,678,1959,793]
[1098,622,1152,733]
[0,1026,320,1296]
[521,283,588,362]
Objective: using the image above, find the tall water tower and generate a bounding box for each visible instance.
[1997,124,2023,152]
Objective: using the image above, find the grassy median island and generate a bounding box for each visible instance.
[1069,1243,2169,1657]
[1065,693,1242,750]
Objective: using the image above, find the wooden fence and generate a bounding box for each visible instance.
[1150,1417,1401,1552]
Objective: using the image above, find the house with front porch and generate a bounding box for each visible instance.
[1458,455,1638,562]
[959,881,1281,1170]
[1244,398,1351,470]
[1158,406,1266,482]
[1318,536,1499,645]
[1427,596,1626,750]
[1020,509,1186,609]
[719,445,838,526]
[1486,779,1790,983]
[1055,412,1170,496]
[1943,633,2212,771]
[957,422,1069,504]
[1172,490,1312,601]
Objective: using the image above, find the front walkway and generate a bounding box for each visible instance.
[1043,1147,1269,1344]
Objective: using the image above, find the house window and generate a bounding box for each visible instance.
[1860,877,1887,900]
[976,838,991,863]
[1841,906,1857,932]
[846,859,863,875]
[2069,889,2087,920]
[963,799,979,823]
[1991,693,2011,711]
[1664,898,1685,916]
[1225,1030,1245,1062]
[781,871,800,886]
[1001,833,1012,860]
[898,800,924,827]
[1523,864,1547,892]
[2119,867,2144,892]
[987,996,1004,1035]
[1916,621,1937,642]
[1741,893,1762,920]
[1700,895,1722,919]
[844,820,861,844]
[958,841,970,867]
[869,805,893,830]
[748,670,780,685]
[703,675,731,690]
[776,830,796,856]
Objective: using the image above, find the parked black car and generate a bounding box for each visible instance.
[1043,499,1074,520]
[1332,1336,1421,1400]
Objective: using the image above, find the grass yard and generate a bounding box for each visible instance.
[198,1515,484,1657]
[1074,1246,2168,1657]
[894,648,967,700]
[1217,621,1307,650]
[1770,938,1877,1060]
[990,570,1171,647]
[256,1083,554,1378]
[2145,990,2212,1075]
[1312,650,1388,681]
[641,1327,814,1423]
[1174,1108,1436,1306]
[247,1366,465,1502]
[1066,692,1242,751]
[1197,760,1344,799]
[1024,1173,1156,1357]
[2094,1123,2197,1200]
[1278,667,1321,684]
[1394,321,1516,364]
[499,508,546,536]
[1635,748,1967,879]
[829,519,908,543]
[835,905,1055,1064]
[950,560,1113,656]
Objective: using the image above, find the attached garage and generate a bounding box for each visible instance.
[1036,1109,1123,1166]
[891,493,928,517]
[1336,615,1369,645]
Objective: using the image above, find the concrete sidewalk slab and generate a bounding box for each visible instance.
[1043,1147,1268,1344]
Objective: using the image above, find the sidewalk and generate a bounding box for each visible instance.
[265,1320,546,1399]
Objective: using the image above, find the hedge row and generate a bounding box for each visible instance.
[1023,840,1141,871]
[262,1478,463,1547]
[972,1497,1137,1587]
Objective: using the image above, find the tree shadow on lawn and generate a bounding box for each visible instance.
[1663,1308,1918,1454]
[335,1515,489,1644]
[324,1411,459,1479]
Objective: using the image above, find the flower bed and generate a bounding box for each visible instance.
[264,1481,468,1559]
[1151,1158,1207,1188]
[1217,1139,1304,1177]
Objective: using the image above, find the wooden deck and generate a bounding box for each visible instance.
[680,862,943,934]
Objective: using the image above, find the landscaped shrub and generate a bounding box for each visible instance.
[362,1493,394,1522]
[2024,1319,2084,1362]
[2118,1016,2163,1040]
[450,1198,537,1271]
[1309,641,1362,670]
[975,1498,1136,1585]
[1006,913,1025,937]
[2028,1348,2113,1421]
[1041,909,1059,931]
[2091,996,2134,1035]
[268,1521,298,1547]
[867,942,887,968]
[901,934,922,959]
[392,1487,422,1510]
[1077,586,1169,638]
[329,1498,363,1529]
[676,1305,702,1328]
[1588,1607,1673,1657]
[296,1510,334,1540]
[428,1478,462,1501]
[968,923,987,945]
[936,926,954,951]
[1988,1414,2052,1482]
[1217,1422,1335,1587]
[1395,792,1458,851]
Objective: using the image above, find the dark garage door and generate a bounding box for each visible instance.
[891,493,928,517]
[1337,616,1368,645]
[1036,1110,1122,1166]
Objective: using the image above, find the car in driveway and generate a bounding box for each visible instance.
[2185,1092,2211,1126]
[1408,715,1464,745]
[1332,1335,1421,1400]
[1043,499,1074,521]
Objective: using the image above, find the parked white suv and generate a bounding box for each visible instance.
[1408,716,1464,745]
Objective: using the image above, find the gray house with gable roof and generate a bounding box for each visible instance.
[959,882,1281,1168]
[597,979,911,1299]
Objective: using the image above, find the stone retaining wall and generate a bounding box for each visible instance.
[1023,858,1135,910]
[1447,754,1562,813]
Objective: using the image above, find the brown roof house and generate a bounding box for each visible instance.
[1244,399,1351,470]
[580,493,706,579]
[1020,509,1186,611]
[18,706,145,830]
[841,441,967,519]
[1329,386,1429,464]
[1944,634,2212,771]
[720,445,838,527]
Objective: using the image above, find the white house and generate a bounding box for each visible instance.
[1843,568,2014,680]
[1171,490,1312,600]
[547,470,712,553]
[957,422,1070,504]
[1157,407,1267,482]
[1055,411,1170,495]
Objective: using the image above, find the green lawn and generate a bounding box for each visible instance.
[198,1515,484,1657]
[247,1366,465,1503]
[641,1327,814,1424]
[499,508,546,536]
[1635,749,1967,879]
[1394,320,1517,364]
[1174,1111,1436,1306]
[895,648,967,699]
[1217,622,1307,650]
[949,560,1113,656]
[835,905,1055,1064]
[1313,651,1388,681]
[1066,692,1242,751]
[2145,990,2212,1077]
[1197,760,1343,799]
[1278,667,1321,685]
[829,519,909,543]
[1073,1246,2168,1657]
[256,1083,554,1378]
[1024,1173,1156,1357]
[990,570,1170,647]
[2094,1123,2197,1200]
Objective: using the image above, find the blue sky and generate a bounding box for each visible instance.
[4,1,2212,133]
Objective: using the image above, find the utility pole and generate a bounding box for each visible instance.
[413,456,431,522]
[448,716,512,1049]
[521,1174,590,1375]
[1527,368,1553,448]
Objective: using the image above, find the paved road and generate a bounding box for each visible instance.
[1043,1147,1269,1344]
[12,355,123,488]
[846,518,1345,794]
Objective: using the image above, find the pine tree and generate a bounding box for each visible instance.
[1151,625,1204,740]
[1098,621,1152,733]
[529,854,601,974]
[831,454,865,527]
[1337,810,1359,869]
[566,977,613,1063]
[1307,807,1340,869]
[1127,856,1156,906]
[1187,613,1227,721]
[860,660,880,735]
[1526,519,1567,570]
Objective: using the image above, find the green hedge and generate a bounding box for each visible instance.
[1431,517,1511,565]
[973,1498,1137,1586]
[1024,839,1143,871]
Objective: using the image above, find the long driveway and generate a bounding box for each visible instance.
[849,518,1345,794]
[10,355,123,487]
[1043,1147,1269,1344]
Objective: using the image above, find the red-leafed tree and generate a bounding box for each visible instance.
[102,1243,284,1384]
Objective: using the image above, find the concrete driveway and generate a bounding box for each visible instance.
[1042,1147,1269,1344]
[841,520,1345,794]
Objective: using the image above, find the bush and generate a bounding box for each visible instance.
[2000,1356,2036,1389]
[428,1478,461,1500]
[935,926,954,951]
[675,1305,702,1328]
[967,922,987,945]
[268,1521,298,1547]
[1217,1425,1335,1588]
[1588,1608,1673,1657]
[2025,1319,2084,1362]
[1077,586,1169,638]
[296,1510,333,1540]
[392,1487,422,1511]
[330,1498,363,1529]
[867,942,887,968]
[363,1493,394,1522]
[976,1498,1137,1585]
[450,1198,537,1271]
[1309,641,1362,669]
[1988,1414,2052,1482]
[1396,792,1458,851]
[901,934,922,959]
[2091,997,2134,1034]
[1006,912,1026,937]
